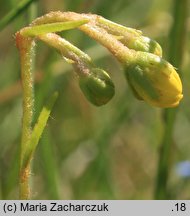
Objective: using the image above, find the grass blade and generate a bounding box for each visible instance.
[0,0,38,31]
[20,20,89,36]
[22,92,58,170]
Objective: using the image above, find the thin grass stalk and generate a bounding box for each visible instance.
[0,0,38,31]
[154,0,188,199]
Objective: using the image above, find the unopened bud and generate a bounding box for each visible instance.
[79,68,115,106]
[128,36,162,57]
[125,54,183,108]
[95,16,162,56]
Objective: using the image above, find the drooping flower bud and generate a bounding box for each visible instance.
[125,53,183,108]
[125,36,162,57]
[79,68,115,106]
[94,15,162,56]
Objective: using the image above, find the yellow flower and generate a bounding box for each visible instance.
[126,53,183,108]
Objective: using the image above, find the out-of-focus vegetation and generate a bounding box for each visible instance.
[0,0,190,199]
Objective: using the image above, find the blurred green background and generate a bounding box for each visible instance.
[0,0,190,199]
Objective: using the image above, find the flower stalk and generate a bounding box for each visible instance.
[16,32,35,199]
[38,33,115,106]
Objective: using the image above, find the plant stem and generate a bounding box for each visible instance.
[38,33,93,76]
[16,33,35,199]
[154,0,188,199]
[79,24,134,64]
[31,12,135,64]
[38,33,92,64]
[30,12,161,65]
[16,15,89,200]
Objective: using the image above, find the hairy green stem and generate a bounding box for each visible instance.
[16,33,35,199]
[30,12,163,66]
[154,0,188,199]
[38,33,92,64]
[95,15,142,36]
[31,11,135,64]
[30,11,162,64]
[79,24,135,64]
[17,33,58,199]
[38,33,93,76]
[16,17,90,200]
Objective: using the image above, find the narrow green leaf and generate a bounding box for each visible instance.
[22,92,58,169]
[0,0,38,31]
[20,20,89,36]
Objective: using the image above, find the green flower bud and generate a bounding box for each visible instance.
[95,16,162,56]
[125,53,183,108]
[127,36,162,57]
[115,35,162,57]
[79,68,115,106]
